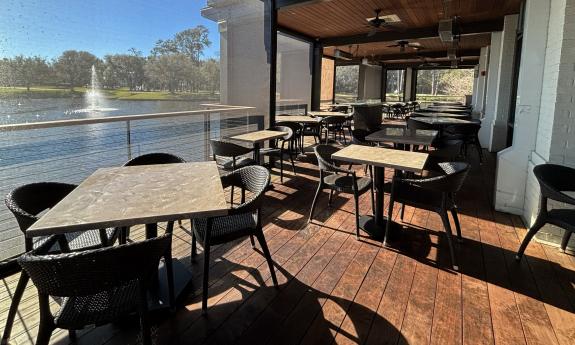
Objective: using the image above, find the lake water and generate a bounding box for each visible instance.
[0,97,215,125]
[0,97,260,260]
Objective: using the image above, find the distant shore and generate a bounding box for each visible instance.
[0,87,220,102]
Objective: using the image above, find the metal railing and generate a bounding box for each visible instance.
[0,106,259,260]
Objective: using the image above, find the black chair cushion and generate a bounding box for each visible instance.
[193,212,258,245]
[384,182,452,212]
[217,157,257,171]
[54,280,139,329]
[548,209,575,232]
[323,174,372,194]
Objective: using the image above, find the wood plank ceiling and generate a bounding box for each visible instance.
[278,0,522,66]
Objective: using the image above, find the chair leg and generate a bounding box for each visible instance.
[164,250,175,309]
[309,183,323,223]
[138,284,152,345]
[68,330,76,342]
[451,208,463,242]
[290,153,296,175]
[328,189,334,206]
[2,272,29,345]
[191,229,197,260]
[560,231,573,253]
[516,219,545,261]
[249,235,256,248]
[255,231,278,287]
[201,240,211,314]
[440,211,458,271]
[353,191,360,239]
[400,204,405,221]
[35,295,54,345]
[230,185,235,204]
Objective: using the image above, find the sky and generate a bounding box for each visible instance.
[0,0,219,60]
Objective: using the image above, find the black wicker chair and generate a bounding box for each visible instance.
[260,125,296,182]
[18,234,172,345]
[276,120,304,154]
[443,121,483,163]
[516,164,575,260]
[191,166,277,313]
[320,116,348,144]
[309,145,375,239]
[2,182,118,345]
[388,162,470,270]
[210,140,257,204]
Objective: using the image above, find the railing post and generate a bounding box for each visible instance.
[204,112,211,161]
[126,120,132,160]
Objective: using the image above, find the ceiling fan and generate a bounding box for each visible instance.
[365,9,403,37]
[388,40,424,53]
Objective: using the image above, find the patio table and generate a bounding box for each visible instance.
[411,117,475,126]
[27,162,229,308]
[421,107,470,114]
[308,111,349,117]
[229,129,288,164]
[332,145,428,243]
[366,127,438,149]
[276,115,321,124]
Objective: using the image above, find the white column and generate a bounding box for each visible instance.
[495,0,550,215]
[479,32,502,148]
[473,47,489,113]
[489,15,519,152]
[358,64,382,100]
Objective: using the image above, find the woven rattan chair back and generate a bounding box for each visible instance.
[5,182,76,235]
[19,234,171,297]
[123,152,185,166]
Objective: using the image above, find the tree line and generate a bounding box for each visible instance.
[0,25,219,94]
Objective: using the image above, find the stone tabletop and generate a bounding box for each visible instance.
[308,111,349,117]
[229,130,288,143]
[276,115,320,124]
[421,107,470,114]
[366,128,438,146]
[411,117,475,126]
[27,162,229,237]
[332,145,428,173]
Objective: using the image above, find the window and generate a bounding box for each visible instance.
[386,69,405,102]
[415,69,474,107]
[334,65,359,103]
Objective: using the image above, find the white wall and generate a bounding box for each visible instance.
[473,47,489,113]
[496,0,575,249]
[358,64,382,100]
[479,32,502,148]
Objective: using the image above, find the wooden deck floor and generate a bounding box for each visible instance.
[1,148,575,345]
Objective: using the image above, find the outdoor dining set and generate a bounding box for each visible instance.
[2,101,574,345]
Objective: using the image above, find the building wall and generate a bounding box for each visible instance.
[496,0,575,250]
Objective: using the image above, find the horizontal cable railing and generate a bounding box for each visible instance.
[0,106,261,260]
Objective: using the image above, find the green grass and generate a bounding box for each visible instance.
[0,86,219,101]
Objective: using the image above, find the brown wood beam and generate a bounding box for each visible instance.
[276,0,332,10]
[331,49,481,64]
[383,60,479,69]
[321,19,503,46]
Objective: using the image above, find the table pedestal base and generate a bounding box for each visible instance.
[359,215,401,243]
[149,259,193,311]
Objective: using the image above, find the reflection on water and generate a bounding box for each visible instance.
[0,97,213,125]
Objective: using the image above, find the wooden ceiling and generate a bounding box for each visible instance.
[323,33,490,59]
[278,0,521,66]
[278,0,522,39]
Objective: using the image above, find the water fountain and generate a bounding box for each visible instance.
[71,65,116,114]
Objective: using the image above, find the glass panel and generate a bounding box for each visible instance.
[415,69,474,107]
[0,0,269,260]
[276,32,312,115]
[334,65,359,103]
[386,69,405,102]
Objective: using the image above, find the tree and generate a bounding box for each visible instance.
[54,50,99,90]
[173,26,211,63]
[201,58,220,94]
[440,69,474,96]
[8,56,50,90]
[103,50,146,90]
[151,26,211,63]
[145,54,195,93]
